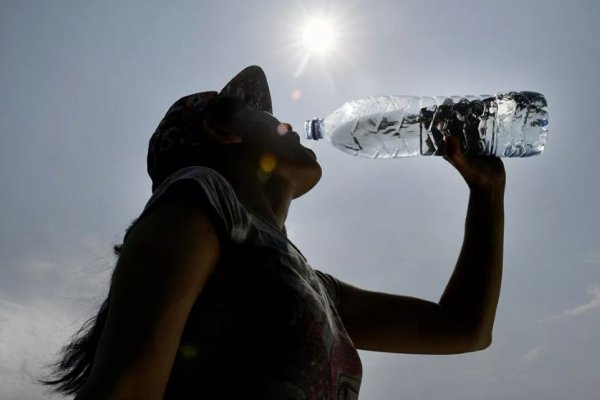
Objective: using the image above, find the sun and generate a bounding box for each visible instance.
[300,16,339,56]
[280,5,362,79]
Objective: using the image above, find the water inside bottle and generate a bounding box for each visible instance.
[329,110,422,158]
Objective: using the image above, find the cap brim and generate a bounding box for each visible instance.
[219,65,272,114]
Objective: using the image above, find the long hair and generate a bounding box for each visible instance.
[39,220,135,395]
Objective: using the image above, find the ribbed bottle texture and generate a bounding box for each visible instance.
[305,92,548,158]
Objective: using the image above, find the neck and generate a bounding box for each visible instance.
[226,169,294,234]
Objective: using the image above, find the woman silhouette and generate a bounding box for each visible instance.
[43,66,505,399]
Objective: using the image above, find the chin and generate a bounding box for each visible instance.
[292,160,322,199]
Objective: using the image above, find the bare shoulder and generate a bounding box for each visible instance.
[114,200,222,290]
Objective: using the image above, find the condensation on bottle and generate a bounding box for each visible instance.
[305,92,548,158]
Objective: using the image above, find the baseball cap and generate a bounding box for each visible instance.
[147,65,272,191]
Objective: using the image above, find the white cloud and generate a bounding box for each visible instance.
[565,285,600,316]
[0,234,113,399]
[539,284,600,322]
[0,296,77,399]
[520,346,543,363]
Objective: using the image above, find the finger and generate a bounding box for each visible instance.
[444,136,468,170]
[444,135,460,159]
[442,136,456,164]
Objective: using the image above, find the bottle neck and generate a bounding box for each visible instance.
[304,118,324,140]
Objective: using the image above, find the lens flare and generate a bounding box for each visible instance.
[291,89,302,101]
[179,344,198,359]
[259,153,277,173]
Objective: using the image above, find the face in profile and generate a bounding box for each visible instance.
[229,104,322,198]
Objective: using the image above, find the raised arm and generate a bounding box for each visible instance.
[75,200,221,400]
[337,136,505,354]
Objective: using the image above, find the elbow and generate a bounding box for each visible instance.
[447,323,493,353]
[455,313,494,352]
[465,331,492,352]
[473,339,492,352]
[448,335,491,355]
[443,312,494,353]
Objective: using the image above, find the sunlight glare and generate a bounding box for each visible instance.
[301,17,338,55]
[283,4,361,79]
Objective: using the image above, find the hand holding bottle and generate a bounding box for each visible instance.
[443,135,506,191]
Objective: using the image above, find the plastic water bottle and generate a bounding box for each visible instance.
[305,92,548,158]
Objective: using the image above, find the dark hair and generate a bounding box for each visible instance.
[39,222,134,395]
[150,95,246,191]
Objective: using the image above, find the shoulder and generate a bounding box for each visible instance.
[123,198,221,262]
[314,269,342,307]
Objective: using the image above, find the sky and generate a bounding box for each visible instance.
[1,0,599,399]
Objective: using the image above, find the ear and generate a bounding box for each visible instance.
[201,119,243,145]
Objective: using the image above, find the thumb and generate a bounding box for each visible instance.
[443,135,467,169]
[444,135,460,159]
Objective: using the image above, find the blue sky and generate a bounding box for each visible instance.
[1,0,599,399]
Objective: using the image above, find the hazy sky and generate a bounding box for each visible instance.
[1,0,599,399]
